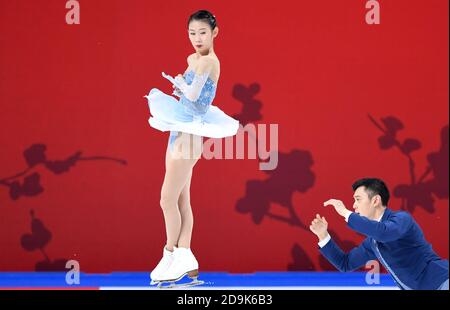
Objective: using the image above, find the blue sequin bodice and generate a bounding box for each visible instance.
[179,69,217,116]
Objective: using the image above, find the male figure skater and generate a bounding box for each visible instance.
[310,178,449,290]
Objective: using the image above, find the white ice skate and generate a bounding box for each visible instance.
[156,247,204,289]
[150,246,175,285]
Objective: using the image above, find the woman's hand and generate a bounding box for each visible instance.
[173,86,182,96]
[172,79,183,97]
[172,74,185,97]
[174,74,184,84]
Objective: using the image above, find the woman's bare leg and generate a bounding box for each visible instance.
[177,171,194,248]
[160,132,202,251]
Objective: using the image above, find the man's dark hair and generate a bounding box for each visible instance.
[352,178,390,206]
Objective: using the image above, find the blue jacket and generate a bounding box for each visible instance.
[320,208,449,289]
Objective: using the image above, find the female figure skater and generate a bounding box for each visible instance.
[145,10,239,286]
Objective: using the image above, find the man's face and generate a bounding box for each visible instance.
[353,186,378,219]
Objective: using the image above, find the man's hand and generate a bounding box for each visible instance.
[309,214,329,241]
[323,199,352,219]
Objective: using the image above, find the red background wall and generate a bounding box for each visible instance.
[0,0,448,273]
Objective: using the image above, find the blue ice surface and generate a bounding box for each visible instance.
[0,272,396,288]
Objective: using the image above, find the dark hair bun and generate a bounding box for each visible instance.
[188,10,217,30]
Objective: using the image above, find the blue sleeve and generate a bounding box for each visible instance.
[347,212,413,242]
[320,238,376,272]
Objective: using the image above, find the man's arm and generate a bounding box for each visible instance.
[323,199,413,242]
[310,214,376,272]
[347,212,413,242]
[320,237,376,272]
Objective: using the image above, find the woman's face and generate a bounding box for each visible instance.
[188,20,217,53]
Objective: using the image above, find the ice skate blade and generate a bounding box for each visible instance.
[155,272,204,289]
[158,279,204,289]
[150,279,159,285]
[155,269,199,283]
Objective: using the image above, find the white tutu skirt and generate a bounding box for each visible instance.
[145,88,239,139]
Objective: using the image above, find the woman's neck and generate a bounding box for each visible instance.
[197,47,214,57]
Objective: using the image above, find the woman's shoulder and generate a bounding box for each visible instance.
[187,53,196,62]
[203,54,219,62]
[187,54,220,83]
[186,54,197,68]
[199,56,219,69]
[189,54,219,65]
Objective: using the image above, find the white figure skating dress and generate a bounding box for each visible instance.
[145,69,239,146]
